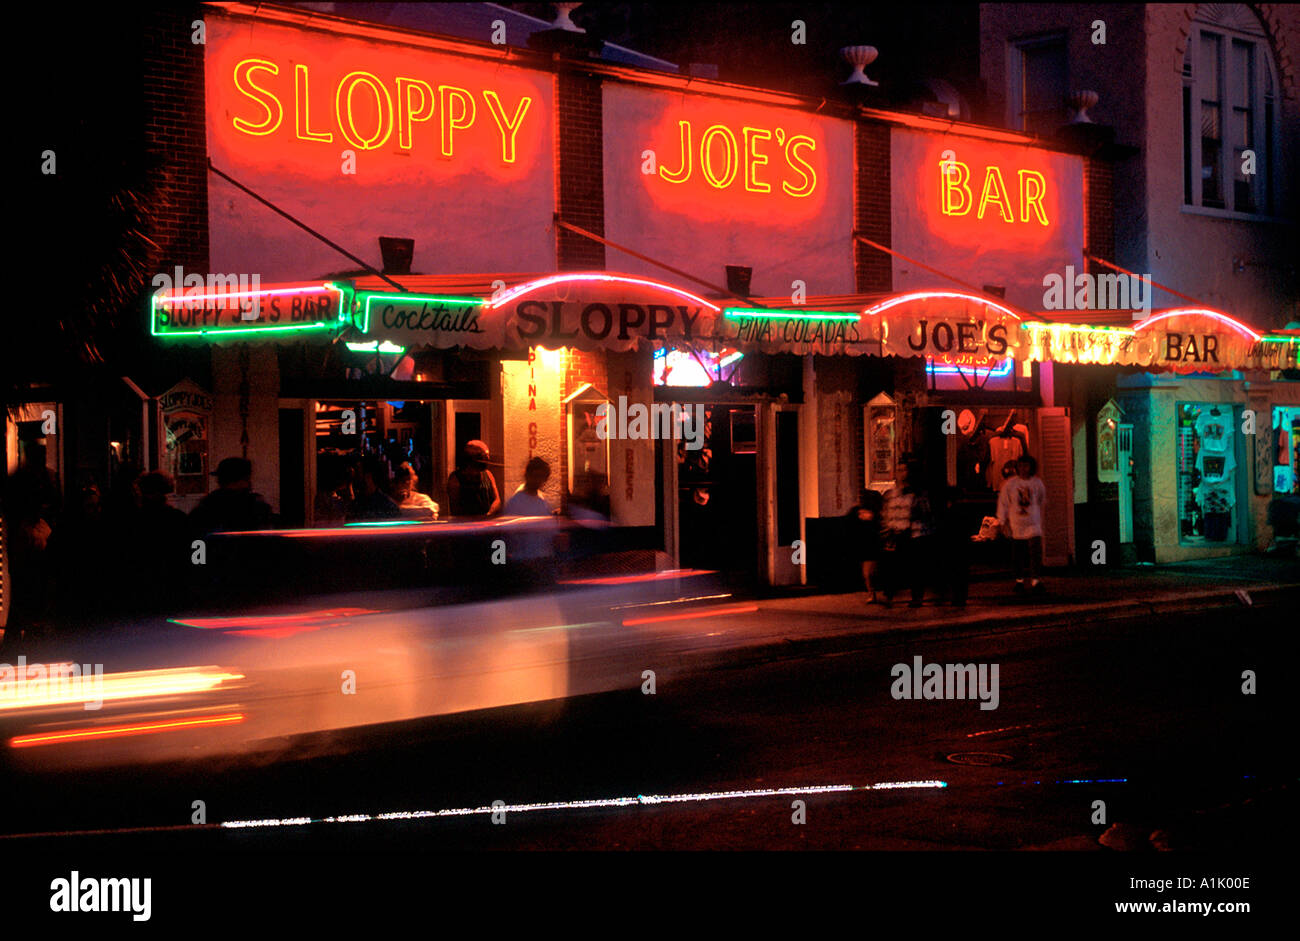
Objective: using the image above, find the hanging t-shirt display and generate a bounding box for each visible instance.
[1179,403,1239,543]
[1195,407,1235,503]
[1274,407,1300,496]
[986,422,1029,492]
[1195,409,1231,452]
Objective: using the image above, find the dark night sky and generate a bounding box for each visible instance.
[510,2,983,109]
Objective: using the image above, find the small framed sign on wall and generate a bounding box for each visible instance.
[865,392,897,491]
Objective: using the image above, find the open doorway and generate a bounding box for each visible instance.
[677,403,760,580]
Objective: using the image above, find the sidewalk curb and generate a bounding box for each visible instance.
[657,582,1300,678]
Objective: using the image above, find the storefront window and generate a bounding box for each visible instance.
[952,408,1031,495]
[1273,406,1300,495]
[1177,402,1239,543]
[313,400,436,526]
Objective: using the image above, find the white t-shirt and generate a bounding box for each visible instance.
[502,490,551,517]
[502,490,554,561]
[997,475,1047,539]
[399,491,439,519]
[1195,410,1231,453]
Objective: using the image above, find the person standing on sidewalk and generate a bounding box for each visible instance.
[847,489,884,602]
[997,455,1047,594]
[881,459,933,608]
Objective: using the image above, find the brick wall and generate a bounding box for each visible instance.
[854,122,892,293]
[141,6,209,276]
[555,70,605,271]
[1084,156,1115,277]
[558,348,610,509]
[563,349,609,398]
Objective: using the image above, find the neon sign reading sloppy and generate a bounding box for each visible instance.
[230,58,534,163]
[939,158,1050,226]
[656,120,818,197]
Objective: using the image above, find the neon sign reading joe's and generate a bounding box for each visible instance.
[654,120,818,198]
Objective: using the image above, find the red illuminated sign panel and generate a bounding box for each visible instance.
[914,139,1061,247]
[206,19,547,181]
[940,159,1049,226]
[656,121,818,198]
[636,99,832,222]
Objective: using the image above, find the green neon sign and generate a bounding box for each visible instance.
[355,292,486,334]
[724,308,860,322]
[151,282,351,338]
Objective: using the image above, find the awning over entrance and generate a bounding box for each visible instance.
[150,274,1300,373]
[1022,308,1300,373]
[353,272,723,353]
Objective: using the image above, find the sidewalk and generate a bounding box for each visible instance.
[752,554,1300,643]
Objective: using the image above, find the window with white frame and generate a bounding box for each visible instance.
[1010,33,1068,136]
[1182,5,1280,215]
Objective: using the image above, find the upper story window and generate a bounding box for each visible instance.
[1011,34,1068,136]
[1182,5,1280,216]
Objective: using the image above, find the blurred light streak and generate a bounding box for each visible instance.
[609,593,732,611]
[558,569,717,586]
[993,777,1129,787]
[621,604,758,627]
[0,666,244,712]
[221,780,952,829]
[170,609,379,637]
[10,713,246,748]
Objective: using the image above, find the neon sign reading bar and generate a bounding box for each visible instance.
[940,158,1049,226]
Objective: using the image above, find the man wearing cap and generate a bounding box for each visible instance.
[189,457,273,534]
[446,440,501,518]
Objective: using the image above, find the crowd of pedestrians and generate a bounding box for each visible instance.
[2,439,609,647]
[847,452,1047,607]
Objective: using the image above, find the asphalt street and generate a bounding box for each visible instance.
[2,587,1293,853]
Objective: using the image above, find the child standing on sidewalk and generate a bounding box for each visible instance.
[997,455,1047,594]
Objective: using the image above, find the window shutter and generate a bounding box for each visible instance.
[1037,407,1075,566]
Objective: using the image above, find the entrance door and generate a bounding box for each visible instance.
[279,408,305,528]
[678,404,760,581]
[1038,407,1074,566]
[1118,423,1134,545]
[768,405,803,584]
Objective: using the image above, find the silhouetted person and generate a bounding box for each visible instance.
[567,471,609,522]
[847,489,884,601]
[502,457,553,517]
[347,457,401,521]
[998,454,1047,594]
[501,458,556,591]
[124,471,192,614]
[881,458,934,608]
[47,477,119,627]
[446,440,501,518]
[393,462,438,520]
[189,457,272,534]
[314,457,353,527]
[5,451,61,647]
[934,485,971,607]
